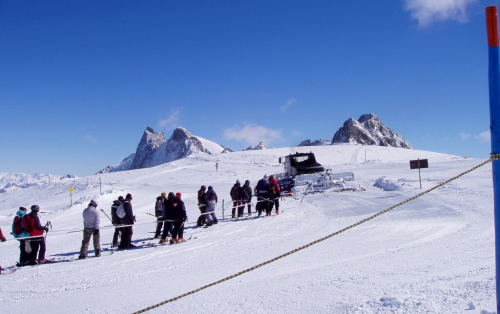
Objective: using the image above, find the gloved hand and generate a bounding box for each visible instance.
[0,236,6,242]
[133,216,136,222]
[44,227,49,232]
[93,229,100,236]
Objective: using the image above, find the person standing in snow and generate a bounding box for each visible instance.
[12,207,30,265]
[267,177,281,216]
[0,226,6,242]
[79,200,101,259]
[0,226,5,274]
[197,185,207,227]
[154,192,167,238]
[111,196,124,248]
[241,180,253,216]
[169,193,187,244]
[255,175,270,217]
[216,162,219,171]
[22,205,49,264]
[204,186,218,226]
[230,180,243,218]
[119,193,135,249]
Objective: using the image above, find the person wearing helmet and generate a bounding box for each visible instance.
[79,200,101,259]
[23,205,49,264]
[203,186,218,226]
[197,185,207,227]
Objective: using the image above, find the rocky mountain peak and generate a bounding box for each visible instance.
[331,113,412,149]
[244,142,274,151]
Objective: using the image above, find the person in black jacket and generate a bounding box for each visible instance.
[160,192,187,244]
[111,196,124,247]
[154,192,167,238]
[119,193,135,249]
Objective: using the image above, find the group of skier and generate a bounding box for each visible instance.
[196,185,219,227]
[155,192,188,244]
[10,205,50,265]
[233,175,281,217]
[6,175,282,267]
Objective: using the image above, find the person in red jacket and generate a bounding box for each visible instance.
[0,227,6,242]
[23,205,49,264]
[267,177,281,216]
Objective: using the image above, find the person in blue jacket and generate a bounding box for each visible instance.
[12,207,30,265]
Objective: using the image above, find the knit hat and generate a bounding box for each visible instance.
[208,186,213,191]
[201,185,206,190]
[19,207,28,212]
[161,192,167,196]
[31,205,40,212]
[236,180,241,186]
[126,193,133,200]
[176,192,181,198]
[89,200,98,207]
[118,196,125,202]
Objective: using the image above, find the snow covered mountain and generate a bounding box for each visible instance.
[0,172,75,193]
[243,141,274,150]
[331,113,412,149]
[298,139,331,146]
[98,126,225,173]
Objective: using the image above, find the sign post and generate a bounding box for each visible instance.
[486,6,500,312]
[69,186,73,207]
[409,158,428,189]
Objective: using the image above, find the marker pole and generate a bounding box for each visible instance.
[486,6,500,312]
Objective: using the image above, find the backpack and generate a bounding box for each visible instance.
[22,214,35,233]
[116,202,126,219]
[155,199,163,216]
[269,184,279,198]
[230,186,241,199]
[13,215,26,235]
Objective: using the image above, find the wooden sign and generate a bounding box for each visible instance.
[410,159,428,169]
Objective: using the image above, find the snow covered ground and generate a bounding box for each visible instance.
[0,144,497,313]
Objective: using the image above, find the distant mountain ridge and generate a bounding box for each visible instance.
[298,139,331,146]
[0,173,75,193]
[243,142,274,151]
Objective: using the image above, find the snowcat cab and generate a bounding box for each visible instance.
[275,152,363,195]
[280,152,325,177]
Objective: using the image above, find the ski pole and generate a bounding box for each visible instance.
[100,209,112,222]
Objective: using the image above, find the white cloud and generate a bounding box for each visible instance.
[84,135,96,143]
[158,111,180,128]
[224,124,282,145]
[280,98,297,112]
[475,131,490,143]
[459,131,471,140]
[404,0,477,27]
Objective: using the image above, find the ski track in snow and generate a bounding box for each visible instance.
[0,145,496,314]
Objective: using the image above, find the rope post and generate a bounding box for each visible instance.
[486,6,500,312]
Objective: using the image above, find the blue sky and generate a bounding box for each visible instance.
[0,0,497,176]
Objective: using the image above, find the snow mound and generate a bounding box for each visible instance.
[373,176,403,191]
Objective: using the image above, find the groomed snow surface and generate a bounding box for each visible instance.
[0,144,497,314]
